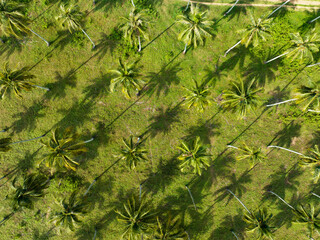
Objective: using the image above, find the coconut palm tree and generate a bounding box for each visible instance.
[115,194,156,239]
[109,58,145,99]
[227,189,274,239]
[224,14,272,56]
[0,63,49,99]
[176,4,214,54]
[120,136,148,170]
[177,136,211,176]
[38,127,93,173]
[56,3,95,48]
[265,30,320,64]
[0,0,49,45]
[299,145,320,183]
[182,79,212,112]
[153,214,188,240]
[221,78,263,119]
[52,191,88,231]
[227,143,266,168]
[121,8,149,52]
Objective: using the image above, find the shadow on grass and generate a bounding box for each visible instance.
[93,0,126,12]
[210,213,246,240]
[220,44,252,71]
[31,227,56,240]
[0,37,23,59]
[83,73,111,101]
[274,122,301,148]
[145,63,182,98]
[203,56,226,86]
[94,32,119,61]
[309,131,320,147]
[225,5,253,22]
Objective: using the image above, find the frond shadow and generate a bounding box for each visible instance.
[274,122,301,147]
[82,73,111,101]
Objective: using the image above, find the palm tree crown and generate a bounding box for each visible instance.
[0,62,35,99]
[183,79,212,112]
[222,79,263,118]
[56,3,83,33]
[293,204,320,238]
[294,81,320,111]
[299,145,320,182]
[120,136,148,170]
[109,59,145,99]
[176,4,213,49]
[39,127,88,172]
[0,0,30,38]
[177,136,211,176]
[233,143,266,168]
[154,215,188,240]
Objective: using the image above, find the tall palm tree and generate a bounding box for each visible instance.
[177,136,211,176]
[120,136,148,170]
[182,79,212,112]
[38,127,93,173]
[52,191,88,231]
[224,14,272,56]
[228,189,274,239]
[154,215,188,240]
[115,194,156,239]
[0,0,49,45]
[121,8,149,52]
[227,143,266,168]
[265,30,320,64]
[109,58,145,99]
[176,4,214,54]
[56,3,95,48]
[221,78,263,119]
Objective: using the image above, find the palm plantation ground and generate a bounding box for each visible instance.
[0,0,320,239]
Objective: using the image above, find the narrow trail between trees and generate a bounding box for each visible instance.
[183,0,320,9]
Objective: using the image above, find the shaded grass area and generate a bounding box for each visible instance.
[0,0,320,239]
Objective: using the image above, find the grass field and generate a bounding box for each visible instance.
[1,0,320,239]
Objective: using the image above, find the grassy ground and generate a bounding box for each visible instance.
[0,0,320,239]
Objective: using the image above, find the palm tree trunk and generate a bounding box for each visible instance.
[10,134,47,145]
[80,28,96,49]
[93,228,97,240]
[265,98,297,107]
[309,15,320,23]
[32,85,50,91]
[130,0,135,7]
[83,137,94,144]
[267,0,291,18]
[311,192,320,199]
[227,145,239,150]
[30,29,50,46]
[138,35,142,52]
[185,231,191,240]
[0,211,15,225]
[264,52,288,64]
[185,185,197,211]
[183,43,188,54]
[231,230,240,240]
[224,40,241,57]
[306,62,320,68]
[185,0,191,11]
[84,157,122,196]
[139,184,142,202]
[267,190,295,210]
[308,109,320,113]
[227,189,252,215]
[267,145,304,156]
[224,0,240,16]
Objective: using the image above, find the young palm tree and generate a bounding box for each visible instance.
[120,136,148,170]
[227,143,266,168]
[176,4,214,54]
[224,14,272,56]
[299,145,320,183]
[56,3,95,48]
[0,63,37,99]
[154,215,188,240]
[221,79,263,119]
[182,79,212,112]
[121,8,149,52]
[177,136,211,176]
[265,30,320,64]
[52,191,88,231]
[115,194,156,239]
[228,189,274,239]
[109,58,145,99]
[38,127,93,173]
[0,0,49,45]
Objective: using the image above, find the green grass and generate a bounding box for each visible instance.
[0,0,320,239]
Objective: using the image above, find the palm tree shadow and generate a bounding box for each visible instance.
[309,131,320,147]
[214,169,252,205]
[82,73,111,101]
[210,214,246,240]
[10,101,46,134]
[142,155,180,194]
[31,228,56,240]
[225,5,253,21]
[187,204,214,238]
[220,44,252,71]
[145,63,181,98]
[145,102,183,138]
[184,118,221,145]
[95,32,119,61]
[298,9,320,33]
[53,30,73,51]
[0,36,23,58]
[265,86,290,106]
[274,122,301,147]
[43,70,77,100]
[93,0,126,12]
[203,56,226,86]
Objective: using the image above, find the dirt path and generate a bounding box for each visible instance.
[184,0,320,9]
